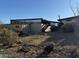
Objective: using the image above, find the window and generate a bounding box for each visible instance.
[16,25,19,28]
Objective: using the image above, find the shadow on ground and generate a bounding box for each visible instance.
[36,44,54,58]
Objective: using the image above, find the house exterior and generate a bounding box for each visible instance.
[9,18,45,35]
[5,18,59,35]
[58,16,79,37]
[6,18,57,35]
[58,16,79,24]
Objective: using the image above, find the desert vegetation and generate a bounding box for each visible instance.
[0,23,79,58]
[0,24,19,45]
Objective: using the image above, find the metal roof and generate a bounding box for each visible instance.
[58,16,79,21]
[11,18,43,21]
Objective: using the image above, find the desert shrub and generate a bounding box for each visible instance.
[61,23,74,33]
[0,24,19,45]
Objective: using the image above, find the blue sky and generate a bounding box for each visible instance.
[0,0,79,23]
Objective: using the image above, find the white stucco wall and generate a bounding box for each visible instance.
[5,24,29,32]
[30,23,41,34]
[62,20,72,24]
[71,17,79,38]
[5,22,42,34]
[60,16,79,38]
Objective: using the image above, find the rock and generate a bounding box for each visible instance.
[12,43,19,47]
[16,40,23,44]
[17,44,31,53]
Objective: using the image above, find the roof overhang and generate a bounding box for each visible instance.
[58,16,79,21]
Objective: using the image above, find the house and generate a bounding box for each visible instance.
[58,16,79,37]
[4,18,59,35]
[58,16,79,24]
[10,18,47,35]
[6,18,57,35]
[57,16,79,27]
